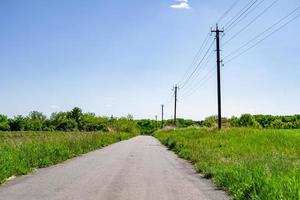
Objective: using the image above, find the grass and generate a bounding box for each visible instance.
[155,128,300,200]
[0,131,136,184]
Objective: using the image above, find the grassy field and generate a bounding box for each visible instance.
[0,131,135,184]
[155,128,300,200]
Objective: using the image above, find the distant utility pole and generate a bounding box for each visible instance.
[173,85,179,125]
[211,24,224,130]
[161,105,164,128]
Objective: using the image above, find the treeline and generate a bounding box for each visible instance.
[0,107,142,133]
[201,114,300,129]
[1,109,299,133]
[0,107,201,134]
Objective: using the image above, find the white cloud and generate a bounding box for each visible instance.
[170,0,191,9]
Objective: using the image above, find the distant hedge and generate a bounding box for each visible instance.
[200,114,300,129]
[1,108,299,132]
[0,108,140,133]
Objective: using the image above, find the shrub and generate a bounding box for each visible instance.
[137,119,157,135]
[203,116,217,128]
[0,115,10,131]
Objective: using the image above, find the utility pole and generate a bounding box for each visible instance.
[161,104,164,128]
[173,85,178,125]
[211,24,224,130]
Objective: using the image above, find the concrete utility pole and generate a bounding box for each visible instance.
[161,105,164,128]
[211,24,224,130]
[173,86,178,125]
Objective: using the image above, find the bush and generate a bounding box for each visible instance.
[203,116,217,128]
[112,117,139,134]
[137,119,157,135]
[0,115,10,131]
[2,109,300,132]
[8,115,27,131]
[238,114,261,128]
[81,113,109,132]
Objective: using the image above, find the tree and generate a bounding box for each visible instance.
[25,111,47,131]
[254,115,275,128]
[0,114,10,131]
[137,120,157,135]
[176,118,197,127]
[238,114,261,128]
[69,107,83,130]
[271,119,284,129]
[230,116,239,127]
[203,116,217,128]
[112,117,138,134]
[9,115,27,131]
[50,112,77,131]
[81,113,109,132]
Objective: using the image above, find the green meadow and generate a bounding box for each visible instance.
[155,128,300,200]
[0,132,135,184]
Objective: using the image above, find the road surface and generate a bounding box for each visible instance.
[0,136,229,200]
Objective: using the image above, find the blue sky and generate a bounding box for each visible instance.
[0,0,299,120]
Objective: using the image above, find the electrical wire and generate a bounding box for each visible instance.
[217,0,243,24]
[225,0,267,33]
[224,6,300,60]
[223,0,280,46]
[223,0,258,29]
[180,38,215,89]
[164,91,174,106]
[181,68,217,100]
[180,50,215,94]
[176,32,211,86]
[224,12,300,64]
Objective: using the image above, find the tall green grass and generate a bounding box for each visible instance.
[0,132,135,184]
[155,128,300,200]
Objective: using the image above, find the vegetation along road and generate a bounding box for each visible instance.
[0,136,229,200]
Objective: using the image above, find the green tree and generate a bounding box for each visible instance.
[203,116,217,128]
[81,113,109,132]
[239,114,261,128]
[25,111,47,131]
[0,114,10,131]
[137,119,157,135]
[271,119,285,129]
[230,116,239,127]
[50,112,77,131]
[69,107,83,129]
[112,117,138,134]
[9,115,27,131]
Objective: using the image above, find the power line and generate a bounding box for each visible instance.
[217,0,243,24]
[180,38,215,89]
[224,6,300,61]
[223,0,258,29]
[164,90,174,106]
[181,67,216,99]
[176,32,211,86]
[225,12,300,64]
[223,0,280,46]
[225,0,267,33]
[180,50,214,95]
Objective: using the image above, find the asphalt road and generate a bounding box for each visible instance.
[0,136,229,200]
